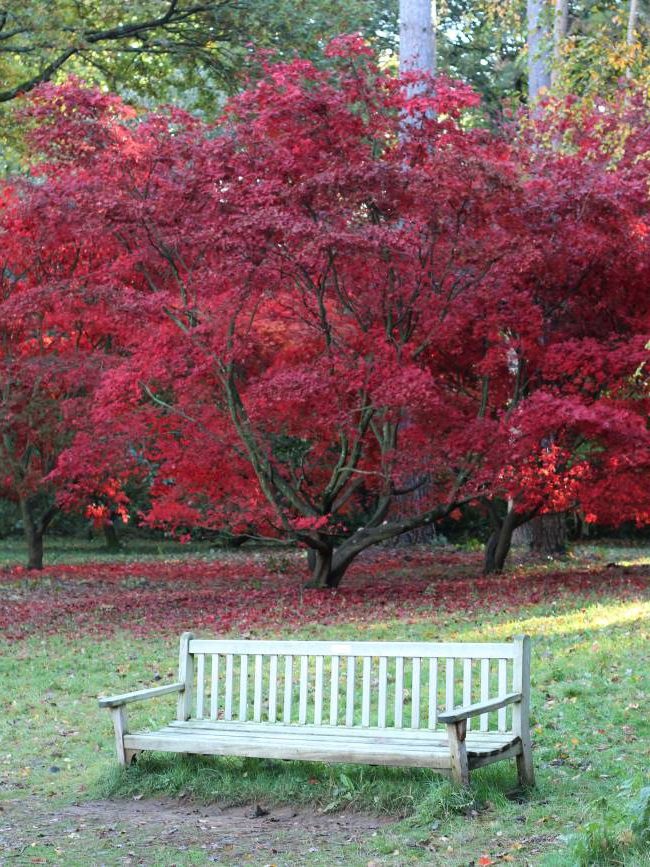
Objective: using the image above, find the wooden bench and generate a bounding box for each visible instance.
[98,633,534,787]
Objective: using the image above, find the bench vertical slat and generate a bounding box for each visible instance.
[253,654,263,722]
[239,654,249,721]
[378,656,388,728]
[177,632,194,721]
[196,654,205,720]
[210,654,219,720]
[480,658,490,732]
[314,656,324,725]
[463,658,472,732]
[394,656,404,728]
[224,654,234,721]
[330,655,339,725]
[345,656,355,726]
[513,635,534,786]
[498,658,508,732]
[445,657,455,712]
[283,655,293,723]
[299,655,309,724]
[428,657,438,729]
[361,656,371,727]
[268,655,278,722]
[411,657,421,729]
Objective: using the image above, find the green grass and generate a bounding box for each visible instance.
[1,564,649,865]
[0,534,236,567]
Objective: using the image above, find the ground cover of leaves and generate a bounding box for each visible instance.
[1,547,647,640]
[1,546,648,866]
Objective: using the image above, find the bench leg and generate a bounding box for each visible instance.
[446,721,469,787]
[110,706,128,766]
[516,740,535,788]
[124,749,141,767]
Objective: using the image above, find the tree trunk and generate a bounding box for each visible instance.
[20,498,46,570]
[306,546,348,589]
[627,0,639,45]
[400,0,436,78]
[552,0,569,84]
[529,513,567,556]
[484,505,535,574]
[103,519,121,550]
[484,518,515,574]
[527,0,552,99]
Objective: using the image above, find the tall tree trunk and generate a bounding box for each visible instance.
[103,518,121,550]
[627,0,640,45]
[19,497,52,570]
[529,513,567,556]
[399,0,436,76]
[551,0,569,85]
[527,0,552,99]
[484,504,535,574]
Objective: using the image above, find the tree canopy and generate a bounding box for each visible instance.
[2,38,648,578]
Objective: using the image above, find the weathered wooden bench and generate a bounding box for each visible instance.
[98,633,534,787]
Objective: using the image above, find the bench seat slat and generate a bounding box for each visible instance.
[165,720,517,750]
[167,719,514,742]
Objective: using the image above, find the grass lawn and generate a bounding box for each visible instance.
[0,545,648,865]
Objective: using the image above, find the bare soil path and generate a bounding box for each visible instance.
[0,796,389,866]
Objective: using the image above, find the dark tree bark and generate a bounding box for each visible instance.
[19,497,56,570]
[484,504,536,574]
[103,518,121,550]
[303,499,463,588]
[529,513,567,555]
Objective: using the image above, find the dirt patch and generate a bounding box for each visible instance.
[0,796,390,865]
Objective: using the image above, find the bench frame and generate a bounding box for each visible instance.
[99,633,534,788]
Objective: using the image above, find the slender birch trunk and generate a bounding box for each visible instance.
[527,0,552,99]
[551,0,569,85]
[627,0,640,44]
[399,0,436,76]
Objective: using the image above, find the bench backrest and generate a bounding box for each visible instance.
[178,635,529,734]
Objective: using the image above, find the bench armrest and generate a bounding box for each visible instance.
[98,682,185,709]
[438,692,522,724]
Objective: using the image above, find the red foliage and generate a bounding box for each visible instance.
[0,551,647,641]
[2,41,649,580]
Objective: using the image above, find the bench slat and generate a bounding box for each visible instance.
[480,658,489,732]
[283,655,293,723]
[239,654,248,721]
[361,656,371,727]
[445,657,455,712]
[299,655,309,725]
[253,654,263,722]
[345,656,355,726]
[411,657,421,729]
[394,657,404,728]
[498,659,508,732]
[167,719,514,741]
[330,655,339,725]
[428,657,438,728]
[189,639,516,659]
[224,654,234,721]
[210,655,219,721]
[378,656,387,728]
[268,655,278,723]
[314,656,324,725]
[463,658,472,732]
[196,654,205,720]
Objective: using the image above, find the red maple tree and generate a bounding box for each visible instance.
[3,42,649,580]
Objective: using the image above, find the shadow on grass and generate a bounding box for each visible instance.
[94,753,526,820]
